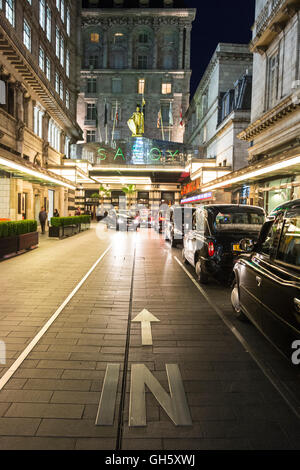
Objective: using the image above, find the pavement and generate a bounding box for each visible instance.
[0,224,299,450]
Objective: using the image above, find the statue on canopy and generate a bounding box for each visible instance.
[127,104,144,137]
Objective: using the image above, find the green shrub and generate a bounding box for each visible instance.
[50,215,91,227]
[0,220,37,238]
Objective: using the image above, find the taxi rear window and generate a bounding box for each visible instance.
[277,216,300,267]
[214,211,264,231]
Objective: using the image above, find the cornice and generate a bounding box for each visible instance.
[238,94,300,141]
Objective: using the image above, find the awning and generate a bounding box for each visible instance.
[0,154,76,190]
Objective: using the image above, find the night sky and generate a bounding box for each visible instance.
[185,0,255,97]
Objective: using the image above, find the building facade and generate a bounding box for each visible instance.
[0,0,82,223]
[71,0,196,213]
[198,0,300,213]
[182,43,253,204]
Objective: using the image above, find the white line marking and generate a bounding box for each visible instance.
[0,244,113,391]
[174,256,300,420]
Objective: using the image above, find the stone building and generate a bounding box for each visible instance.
[198,0,300,212]
[77,0,195,145]
[0,0,82,223]
[71,0,196,212]
[181,43,253,204]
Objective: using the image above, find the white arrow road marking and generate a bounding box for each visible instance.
[132,309,160,346]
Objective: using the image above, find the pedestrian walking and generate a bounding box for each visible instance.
[39,207,47,234]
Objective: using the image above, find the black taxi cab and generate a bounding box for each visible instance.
[231,199,300,360]
[182,204,265,284]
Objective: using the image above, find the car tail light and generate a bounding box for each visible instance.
[159,217,165,222]
[208,242,215,257]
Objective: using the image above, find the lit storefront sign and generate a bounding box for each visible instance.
[181,192,213,204]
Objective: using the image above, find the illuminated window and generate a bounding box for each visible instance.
[138,79,145,95]
[66,7,70,36]
[66,50,70,77]
[162,83,172,95]
[55,72,59,93]
[90,33,99,43]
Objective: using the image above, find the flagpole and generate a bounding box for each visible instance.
[160,108,165,141]
[97,101,102,143]
[104,98,108,145]
[111,100,117,145]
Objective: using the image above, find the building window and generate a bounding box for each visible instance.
[56,27,60,57]
[45,57,51,80]
[139,33,148,43]
[23,19,31,51]
[60,0,64,22]
[162,83,172,95]
[161,104,169,125]
[268,53,279,108]
[138,78,145,94]
[111,103,121,121]
[56,0,60,10]
[59,79,64,100]
[55,72,59,93]
[34,106,43,138]
[39,46,45,71]
[90,33,99,43]
[66,89,70,109]
[39,0,45,29]
[66,49,70,77]
[46,5,51,41]
[60,36,64,67]
[138,55,148,69]
[48,119,61,152]
[5,0,15,26]
[86,130,96,143]
[86,103,97,120]
[66,7,70,36]
[87,78,97,93]
[112,78,122,93]
[88,55,98,69]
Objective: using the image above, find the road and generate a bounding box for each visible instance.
[0,224,299,450]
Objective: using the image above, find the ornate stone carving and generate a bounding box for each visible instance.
[16,120,25,142]
[82,15,181,28]
[34,153,42,167]
[42,141,49,166]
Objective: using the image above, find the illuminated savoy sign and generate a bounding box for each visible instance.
[81,137,189,167]
[181,192,213,204]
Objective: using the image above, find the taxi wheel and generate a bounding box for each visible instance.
[195,259,209,284]
[170,236,177,248]
[182,248,189,265]
[231,281,247,321]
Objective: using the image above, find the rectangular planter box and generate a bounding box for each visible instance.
[49,226,62,238]
[0,236,18,258]
[18,231,39,251]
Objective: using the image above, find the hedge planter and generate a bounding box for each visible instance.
[49,215,91,239]
[0,220,38,259]
[18,231,39,251]
[0,236,18,258]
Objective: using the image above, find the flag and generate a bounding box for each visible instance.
[180,107,183,127]
[169,102,173,126]
[157,110,161,128]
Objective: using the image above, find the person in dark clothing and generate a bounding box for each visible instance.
[39,207,48,234]
[53,209,60,217]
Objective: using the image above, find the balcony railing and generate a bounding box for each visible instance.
[253,0,284,39]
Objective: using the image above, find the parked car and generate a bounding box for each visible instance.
[231,199,300,360]
[182,204,265,284]
[165,206,195,247]
[106,210,139,231]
